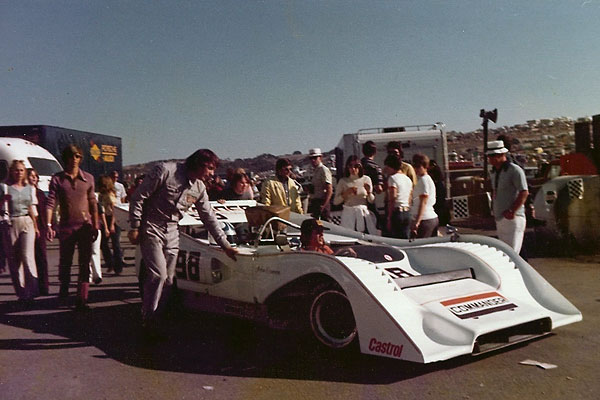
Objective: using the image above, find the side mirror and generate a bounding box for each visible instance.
[446,224,460,242]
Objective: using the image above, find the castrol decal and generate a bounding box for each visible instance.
[368,338,403,358]
[441,292,517,319]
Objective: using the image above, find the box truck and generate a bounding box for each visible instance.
[0,125,122,181]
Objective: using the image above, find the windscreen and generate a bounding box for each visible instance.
[339,245,406,263]
[28,157,63,176]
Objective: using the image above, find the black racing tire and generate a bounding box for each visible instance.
[309,289,357,349]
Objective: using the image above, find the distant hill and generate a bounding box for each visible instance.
[123,150,335,183]
[124,116,578,184]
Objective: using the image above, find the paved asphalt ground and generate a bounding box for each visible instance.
[0,235,598,400]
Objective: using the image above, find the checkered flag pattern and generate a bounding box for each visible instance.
[330,210,342,225]
[567,178,584,200]
[452,196,469,220]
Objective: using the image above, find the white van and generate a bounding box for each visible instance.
[0,138,63,192]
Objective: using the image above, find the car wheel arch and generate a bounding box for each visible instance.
[263,272,358,349]
[264,273,346,329]
[264,273,341,304]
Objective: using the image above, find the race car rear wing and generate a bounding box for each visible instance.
[394,268,475,289]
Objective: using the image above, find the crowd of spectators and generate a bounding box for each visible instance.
[201,142,448,240]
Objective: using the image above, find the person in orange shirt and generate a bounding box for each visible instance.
[299,218,333,254]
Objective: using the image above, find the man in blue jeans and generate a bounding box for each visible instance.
[105,170,125,274]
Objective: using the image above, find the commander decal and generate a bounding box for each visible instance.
[442,292,517,319]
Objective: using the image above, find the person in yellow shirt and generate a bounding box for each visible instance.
[386,141,417,185]
[260,158,303,214]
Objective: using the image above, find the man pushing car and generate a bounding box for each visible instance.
[128,148,238,337]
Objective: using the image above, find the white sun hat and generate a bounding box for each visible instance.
[486,140,509,155]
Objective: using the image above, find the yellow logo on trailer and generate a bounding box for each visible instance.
[102,144,118,162]
[90,143,101,161]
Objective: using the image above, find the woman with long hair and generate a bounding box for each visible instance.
[333,155,378,234]
[27,168,49,295]
[219,169,253,201]
[1,160,39,301]
[428,159,450,227]
[98,175,121,275]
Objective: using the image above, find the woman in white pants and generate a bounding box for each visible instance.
[333,155,378,234]
[1,160,39,301]
[89,192,103,285]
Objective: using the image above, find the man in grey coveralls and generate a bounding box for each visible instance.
[128,149,238,329]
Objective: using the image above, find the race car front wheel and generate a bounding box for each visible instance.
[309,289,357,349]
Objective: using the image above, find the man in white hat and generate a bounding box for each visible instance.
[486,140,529,253]
[308,148,333,221]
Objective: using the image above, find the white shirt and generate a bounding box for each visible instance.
[411,174,437,220]
[387,173,412,208]
[333,175,374,207]
[114,181,126,205]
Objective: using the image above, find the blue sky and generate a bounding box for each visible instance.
[2,1,599,165]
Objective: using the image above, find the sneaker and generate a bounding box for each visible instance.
[93,277,102,285]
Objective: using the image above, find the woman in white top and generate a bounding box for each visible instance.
[411,153,439,238]
[333,156,378,234]
[384,154,413,239]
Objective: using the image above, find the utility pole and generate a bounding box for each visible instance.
[480,108,498,180]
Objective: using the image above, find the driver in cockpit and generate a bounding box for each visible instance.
[300,218,358,257]
[300,218,334,254]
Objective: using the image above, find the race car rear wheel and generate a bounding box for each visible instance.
[309,289,357,349]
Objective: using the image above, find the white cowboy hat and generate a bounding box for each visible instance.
[308,148,323,157]
[486,140,509,155]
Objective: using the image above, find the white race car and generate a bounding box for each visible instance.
[116,201,581,363]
